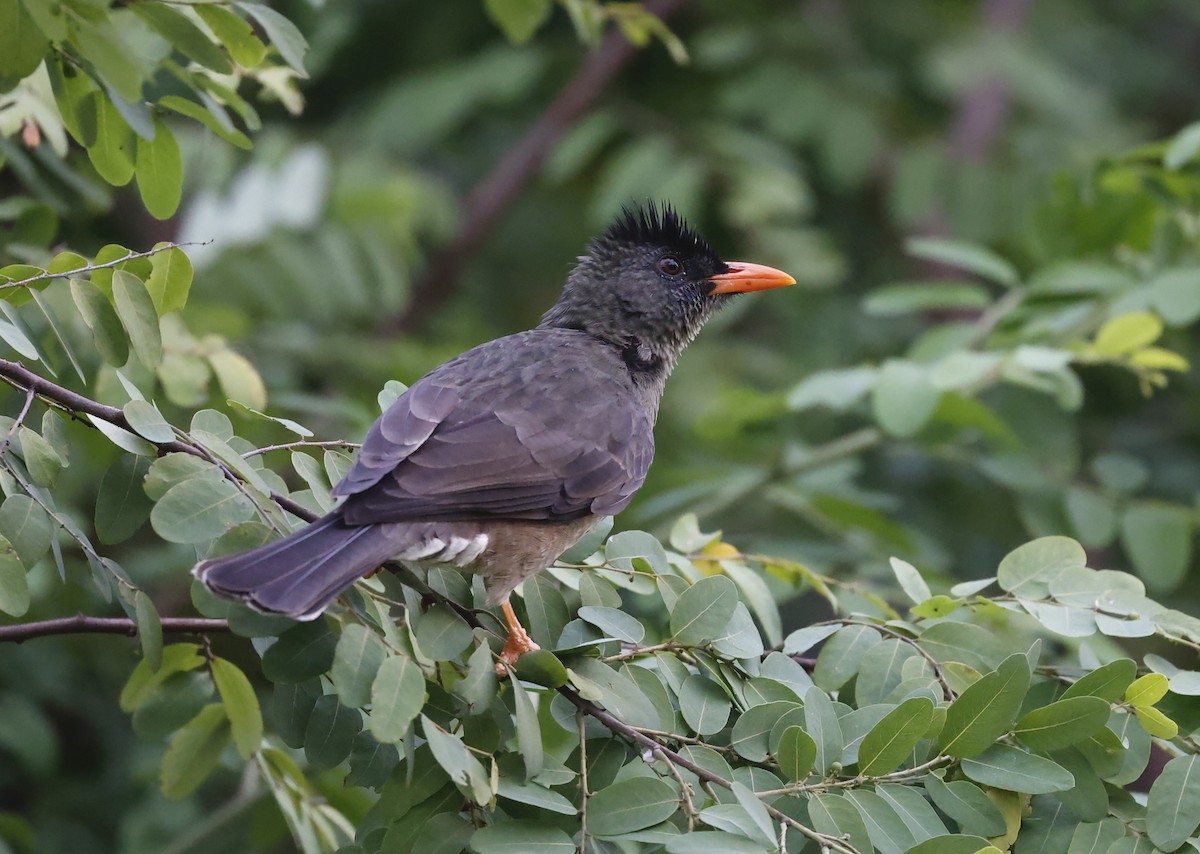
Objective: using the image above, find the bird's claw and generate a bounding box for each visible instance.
[496,627,540,677]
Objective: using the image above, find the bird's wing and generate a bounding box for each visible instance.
[332,333,655,524]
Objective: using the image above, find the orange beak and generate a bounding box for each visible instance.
[708,261,796,294]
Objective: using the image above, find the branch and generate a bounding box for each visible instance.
[0,242,208,292]
[558,686,860,853]
[0,614,230,643]
[0,358,317,524]
[387,0,687,333]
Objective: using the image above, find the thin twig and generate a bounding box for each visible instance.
[811,617,956,702]
[0,358,316,523]
[557,686,860,853]
[577,708,590,854]
[0,387,35,456]
[0,241,210,291]
[241,439,361,459]
[0,614,230,643]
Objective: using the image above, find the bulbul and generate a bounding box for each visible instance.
[195,204,794,667]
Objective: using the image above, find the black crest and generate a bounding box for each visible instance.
[598,203,722,267]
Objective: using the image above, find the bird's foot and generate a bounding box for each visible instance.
[496,626,539,676]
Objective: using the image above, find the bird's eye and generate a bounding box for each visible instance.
[657,256,683,277]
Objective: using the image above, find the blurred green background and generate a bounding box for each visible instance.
[3,0,1200,850]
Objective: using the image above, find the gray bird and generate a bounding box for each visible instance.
[195,204,794,667]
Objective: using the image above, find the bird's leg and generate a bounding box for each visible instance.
[497,600,539,675]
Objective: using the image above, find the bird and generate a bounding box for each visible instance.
[194,203,794,669]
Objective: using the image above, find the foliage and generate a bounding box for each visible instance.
[3,1,1200,853]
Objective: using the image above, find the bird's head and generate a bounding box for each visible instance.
[540,204,795,373]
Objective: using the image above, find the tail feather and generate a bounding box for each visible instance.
[193,514,402,619]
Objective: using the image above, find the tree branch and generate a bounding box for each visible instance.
[0,358,317,524]
[0,614,230,643]
[558,686,859,853]
[387,0,687,333]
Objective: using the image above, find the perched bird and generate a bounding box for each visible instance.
[195,204,794,667]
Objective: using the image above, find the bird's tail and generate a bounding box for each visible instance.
[193,513,401,620]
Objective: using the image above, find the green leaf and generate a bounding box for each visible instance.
[813,624,881,691]
[112,270,163,370]
[1165,121,1200,169]
[1013,697,1110,752]
[303,693,361,770]
[370,655,425,743]
[903,837,996,854]
[160,704,230,799]
[787,366,877,411]
[0,535,29,616]
[469,823,574,854]
[128,3,231,73]
[211,657,262,759]
[577,605,645,644]
[1146,754,1200,850]
[960,744,1075,794]
[924,774,1007,838]
[1120,502,1194,593]
[513,649,568,688]
[859,696,934,775]
[144,245,193,314]
[134,591,163,671]
[863,281,992,316]
[586,776,679,836]
[679,674,731,737]
[421,715,490,803]
[158,94,253,150]
[0,494,52,569]
[996,536,1085,599]
[150,477,255,544]
[890,557,932,604]
[120,643,204,712]
[237,2,308,75]
[775,725,815,782]
[1092,311,1162,356]
[208,349,267,411]
[452,641,497,715]
[670,575,738,644]
[496,779,576,815]
[872,359,940,437]
[346,731,399,789]
[1134,705,1178,739]
[510,673,543,780]
[1148,267,1200,326]
[939,653,1030,758]
[483,0,552,43]
[809,792,873,854]
[0,0,48,78]
[196,6,267,67]
[905,237,1019,286]
[260,621,337,683]
[17,426,61,489]
[70,277,129,366]
[805,685,844,774]
[123,399,173,443]
[87,96,136,187]
[414,605,473,661]
[730,700,802,761]
[1126,672,1169,707]
[134,119,184,220]
[1062,659,1137,703]
[1064,487,1117,548]
[331,624,387,709]
[132,670,214,740]
[1066,818,1126,854]
[143,452,222,501]
[842,788,916,853]
[269,680,319,749]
